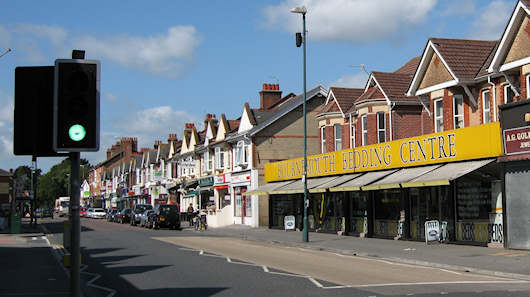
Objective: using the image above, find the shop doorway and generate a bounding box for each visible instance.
[409,186,452,241]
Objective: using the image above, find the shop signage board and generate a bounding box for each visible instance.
[284,215,295,231]
[265,123,503,182]
[425,220,440,244]
[503,126,530,155]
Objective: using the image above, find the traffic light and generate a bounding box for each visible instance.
[53,59,100,151]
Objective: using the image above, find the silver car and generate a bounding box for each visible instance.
[140,210,154,227]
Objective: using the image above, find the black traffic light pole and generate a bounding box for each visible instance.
[70,151,81,297]
[69,49,84,297]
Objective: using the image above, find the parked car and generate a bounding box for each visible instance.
[140,210,154,227]
[118,208,132,224]
[85,208,94,218]
[131,204,153,226]
[79,207,87,217]
[107,209,119,222]
[91,208,106,219]
[148,204,180,230]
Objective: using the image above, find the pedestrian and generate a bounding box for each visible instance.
[187,203,194,226]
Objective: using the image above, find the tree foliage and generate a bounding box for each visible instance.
[37,158,91,207]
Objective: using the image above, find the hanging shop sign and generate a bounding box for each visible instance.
[265,123,502,182]
[503,126,530,155]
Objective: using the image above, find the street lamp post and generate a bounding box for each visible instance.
[290,5,309,242]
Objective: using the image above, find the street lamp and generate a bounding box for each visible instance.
[290,5,309,242]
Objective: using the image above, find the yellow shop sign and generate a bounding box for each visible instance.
[265,122,502,182]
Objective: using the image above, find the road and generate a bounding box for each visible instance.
[42,217,530,297]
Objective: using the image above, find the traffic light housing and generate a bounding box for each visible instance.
[53,59,100,152]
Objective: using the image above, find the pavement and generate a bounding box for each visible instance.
[199,224,530,281]
[0,217,70,297]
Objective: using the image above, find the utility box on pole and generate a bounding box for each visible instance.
[53,59,100,152]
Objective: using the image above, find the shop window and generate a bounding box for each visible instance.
[215,147,225,169]
[453,95,464,129]
[504,84,515,103]
[373,189,402,237]
[434,98,443,132]
[350,121,355,148]
[456,179,491,221]
[320,126,326,153]
[334,124,342,151]
[377,112,385,143]
[482,90,491,124]
[361,115,368,146]
[310,192,346,233]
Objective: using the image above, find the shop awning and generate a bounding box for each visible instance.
[269,176,342,194]
[329,169,398,192]
[243,180,296,196]
[361,165,442,191]
[183,190,199,198]
[198,186,213,191]
[308,174,363,193]
[401,159,495,188]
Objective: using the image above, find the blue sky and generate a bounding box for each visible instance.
[0,0,515,172]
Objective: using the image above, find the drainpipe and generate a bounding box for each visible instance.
[388,102,396,141]
[488,76,497,122]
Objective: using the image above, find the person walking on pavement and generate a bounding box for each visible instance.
[187,203,194,227]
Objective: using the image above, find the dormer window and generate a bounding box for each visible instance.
[235,140,249,165]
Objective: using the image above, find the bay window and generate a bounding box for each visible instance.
[215,147,225,169]
[361,115,368,146]
[320,126,326,153]
[377,112,385,143]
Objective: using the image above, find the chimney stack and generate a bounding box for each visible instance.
[260,83,282,110]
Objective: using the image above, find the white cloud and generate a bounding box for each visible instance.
[469,1,512,40]
[330,72,369,88]
[263,0,437,43]
[1,24,201,78]
[0,90,13,126]
[441,0,476,16]
[74,26,202,77]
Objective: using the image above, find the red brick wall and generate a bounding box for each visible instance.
[342,123,350,150]
[325,126,334,152]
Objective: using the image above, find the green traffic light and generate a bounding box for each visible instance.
[68,124,86,141]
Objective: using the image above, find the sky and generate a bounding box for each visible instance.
[0,0,516,173]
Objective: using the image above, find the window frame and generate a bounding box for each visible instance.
[504,84,515,104]
[235,140,248,165]
[377,112,386,143]
[349,120,355,148]
[334,124,342,151]
[526,74,530,99]
[361,115,368,146]
[482,89,491,124]
[320,126,326,153]
[215,147,225,169]
[453,94,464,129]
[434,98,444,132]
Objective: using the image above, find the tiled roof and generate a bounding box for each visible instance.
[159,143,170,160]
[355,86,386,102]
[148,149,157,164]
[227,119,240,132]
[475,41,500,78]
[0,168,10,176]
[328,87,364,113]
[394,56,421,75]
[319,100,342,114]
[251,109,277,125]
[372,72,419,102]
[430,38,497,80]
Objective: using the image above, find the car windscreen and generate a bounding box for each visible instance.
[93,209,104,213]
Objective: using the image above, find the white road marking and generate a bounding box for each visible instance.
[308,277,323,288]
[262,266,269,272]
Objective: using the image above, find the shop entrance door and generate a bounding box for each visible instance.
[410,188,440,240]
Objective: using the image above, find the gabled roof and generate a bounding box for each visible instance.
[158,143,170,161]
[408,38,497,96]
[320,87,364,117]
[488,0,530,72]
[371,72,419,102]
[227,119,240,132]
[244,85,328,137]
